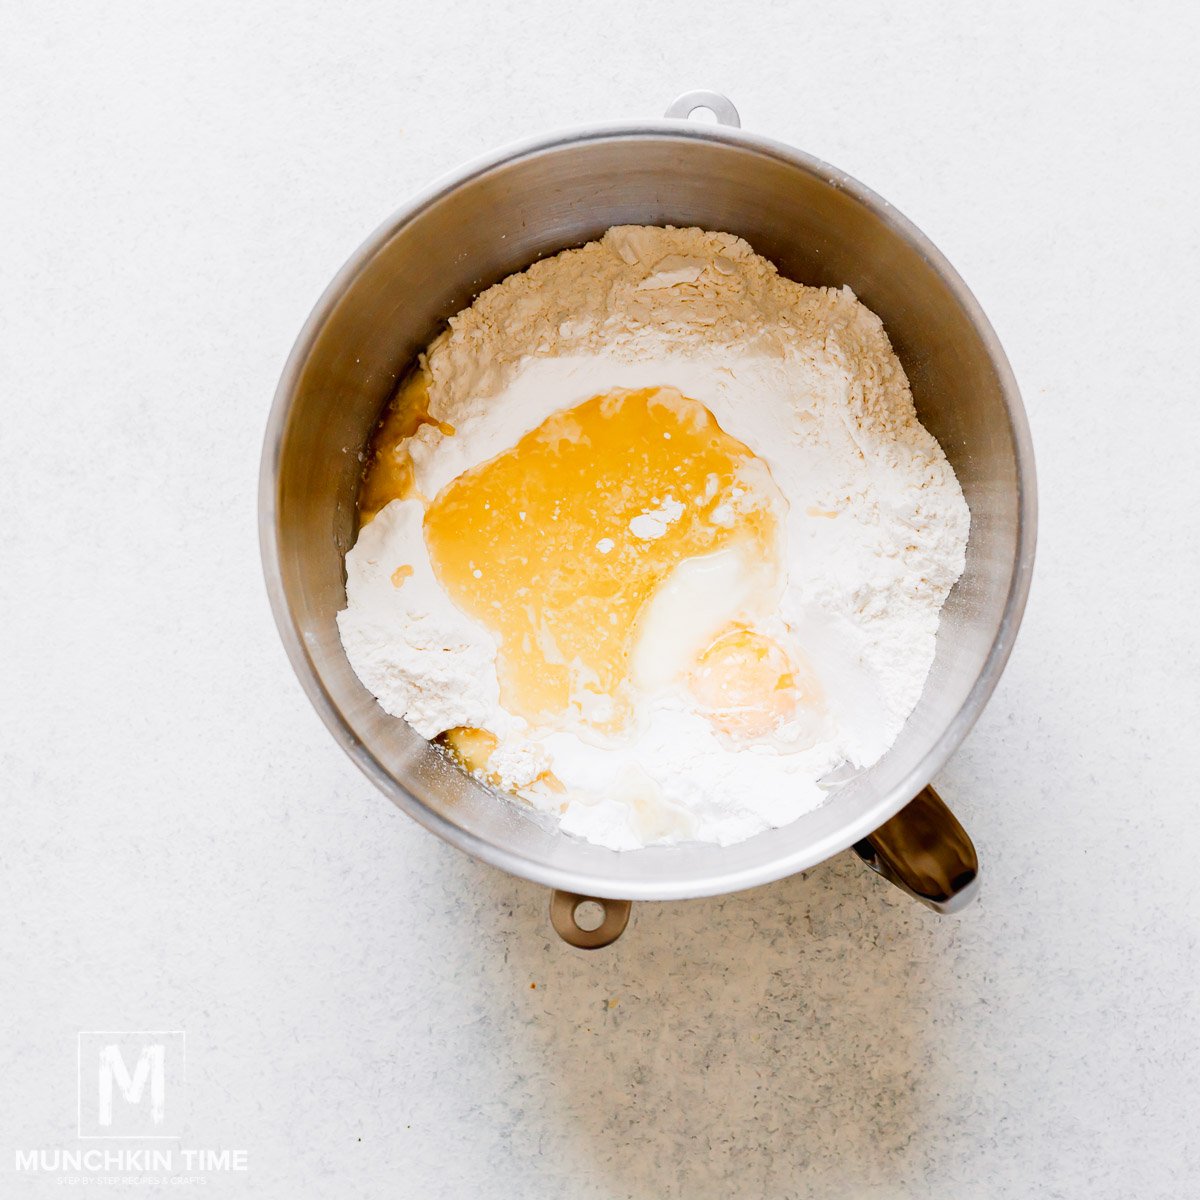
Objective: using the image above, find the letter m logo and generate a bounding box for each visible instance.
[98,1043,165,1126]
[78,1031,185,1138]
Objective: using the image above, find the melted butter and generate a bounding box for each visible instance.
[359,370,452,523]
[437,725,499,778]
[438,725,565,794]
[422,386,785,734]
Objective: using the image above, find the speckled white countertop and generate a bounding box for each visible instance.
[3,2,1199,1197]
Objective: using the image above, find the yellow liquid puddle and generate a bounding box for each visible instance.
[437,726,499,781]
[437,725,568,791]
[422,386,787,736]
[359,370,453,523]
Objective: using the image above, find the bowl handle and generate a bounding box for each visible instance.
[549,891,632,949]
[664,90,741,129]
[851,784,980,913]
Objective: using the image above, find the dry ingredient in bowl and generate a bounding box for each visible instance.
[337,225,969,851]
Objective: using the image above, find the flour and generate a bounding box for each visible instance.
[629,499,685,540]
[337,225,970,850]
[337,499,522,739]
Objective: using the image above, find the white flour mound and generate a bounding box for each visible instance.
[337,225,970,851]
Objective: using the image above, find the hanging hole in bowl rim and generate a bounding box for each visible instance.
[573,900,606,932]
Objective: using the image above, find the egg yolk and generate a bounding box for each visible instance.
[422,386,785,735]
[687,625,823,741]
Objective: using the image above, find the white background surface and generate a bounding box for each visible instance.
[2,2,1199,1197]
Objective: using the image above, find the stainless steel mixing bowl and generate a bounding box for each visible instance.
[260,92,1036,945]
